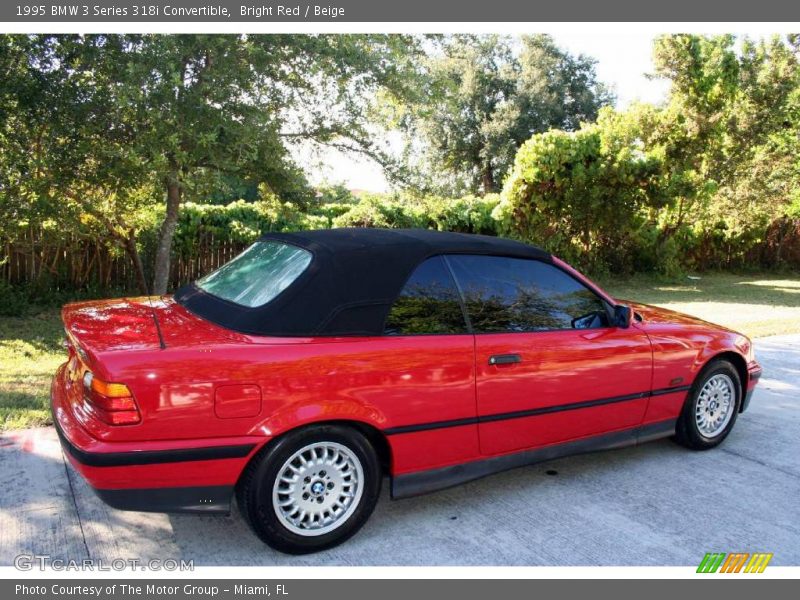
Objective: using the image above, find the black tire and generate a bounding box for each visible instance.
[674,359,742,450]
[236,424,381,554]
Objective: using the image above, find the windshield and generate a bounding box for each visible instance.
[195,241,312,307]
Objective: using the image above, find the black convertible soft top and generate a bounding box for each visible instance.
[174,228,551,336]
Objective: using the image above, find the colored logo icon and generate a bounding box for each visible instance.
[697,552,773,573]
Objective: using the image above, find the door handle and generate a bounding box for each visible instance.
[488,354,521,365]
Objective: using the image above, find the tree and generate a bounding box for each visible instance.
[7,34,420,293]
[0,36,63,235]
[1,36,148,291]
[494,34,800,274]
[397,34,612,195]
[651,34,800,249]
[496,107,666,271]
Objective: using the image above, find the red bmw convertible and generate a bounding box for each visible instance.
[52,228,762,554]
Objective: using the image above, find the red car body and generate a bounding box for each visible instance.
[51,230,762,516]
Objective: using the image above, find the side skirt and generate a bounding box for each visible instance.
[391,419,676,499]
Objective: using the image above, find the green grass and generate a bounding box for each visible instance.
[2,272,800,431]
[0,307,65,430]
[601,272,800,339]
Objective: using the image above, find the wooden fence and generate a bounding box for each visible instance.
[3,217,800,294]
[171,235,249,288]
[1,226,249,293]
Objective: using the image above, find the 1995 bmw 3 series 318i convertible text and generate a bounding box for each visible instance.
[51,228,762,554]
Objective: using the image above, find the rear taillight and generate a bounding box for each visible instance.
[82,372,141,426]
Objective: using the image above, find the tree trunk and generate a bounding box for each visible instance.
[123,231,149,295]
[153,172,182,295]
[481,165,495,194]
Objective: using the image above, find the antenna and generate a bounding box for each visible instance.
[146,282,167,351]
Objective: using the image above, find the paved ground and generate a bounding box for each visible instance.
[1,335,799,566]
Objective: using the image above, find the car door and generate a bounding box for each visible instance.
[445,255,653,456]
[380,255,479,474]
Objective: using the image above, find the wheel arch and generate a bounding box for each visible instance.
[698,351,749,412]
[236,419,393,490]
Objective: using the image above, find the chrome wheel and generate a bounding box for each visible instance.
[695,373,736,438]
[272,442,364,537]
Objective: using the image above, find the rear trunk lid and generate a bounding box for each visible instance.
[62,297,164,362]
[60,296,251,439]
[62,297,165,358]
[62,296,248,364]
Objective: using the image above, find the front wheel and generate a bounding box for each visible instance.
[674,359,742,450]
[237,424,381,554]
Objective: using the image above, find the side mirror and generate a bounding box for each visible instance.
[613,304,632,329]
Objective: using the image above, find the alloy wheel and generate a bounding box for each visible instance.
[271,442,364,537]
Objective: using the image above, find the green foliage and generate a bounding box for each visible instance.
[0,281,28,317]
[1,34,423,293]
[3,32,800,292]
[150,196,333,262]
[0,169,507,295]
[649,35,800,241]
[331,192,501,233]
[496,110,664,272]
[394,34,612,195]
[332,195,419,229]
[494,34,800,275]
[424,194,501,234]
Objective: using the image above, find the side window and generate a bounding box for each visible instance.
[384,256,468,335]
[446,255,609,333]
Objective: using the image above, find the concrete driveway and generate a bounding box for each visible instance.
[2,335,799,566]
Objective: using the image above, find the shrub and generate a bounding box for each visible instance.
[0,280,29,317]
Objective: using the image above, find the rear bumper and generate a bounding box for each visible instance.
[51,363,262,514]
[53,418,237,513]
[93,485,235,514]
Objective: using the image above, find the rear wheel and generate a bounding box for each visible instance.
[674,359,742,450]
[237,424,381,554]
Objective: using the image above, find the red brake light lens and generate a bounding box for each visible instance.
[82,372,141,426]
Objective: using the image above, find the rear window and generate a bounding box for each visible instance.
[195,241,312,308]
